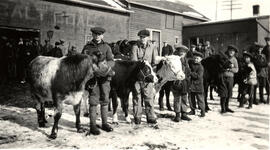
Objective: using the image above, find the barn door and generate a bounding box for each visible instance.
[147,28,161,56]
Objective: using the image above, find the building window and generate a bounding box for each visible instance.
[166,14,175,29]
[253,5,259,16]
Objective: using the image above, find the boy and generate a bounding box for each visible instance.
[239,52,257,109]
[171,45,192,122]
[188,51,205,117]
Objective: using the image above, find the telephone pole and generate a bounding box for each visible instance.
[222,0,242,20]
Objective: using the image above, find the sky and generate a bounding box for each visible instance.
[178,0,270,21]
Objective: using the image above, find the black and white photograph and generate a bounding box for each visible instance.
[0,0,269,149]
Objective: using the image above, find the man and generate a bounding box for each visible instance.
[186,44,197,59]
[171,45,192,122]
[159,41,174,111]
[161,41,173,56]
[130,29,158,124]
[82,27,114,135]
[203,41,215,58]
[196,43,204,53]
[42,40,53,56]
[253,43,267,104]
[262,35,270,104]
[50,42,63,58]
[218,45,238,113]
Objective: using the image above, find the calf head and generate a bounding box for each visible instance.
[91,51,105,64]
[137,60,158,83]
[218,53,232,71]
[155,55,185,91]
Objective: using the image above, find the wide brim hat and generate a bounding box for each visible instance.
[243,51,253,58]
[91,27,106,35]
[227,44,238,53]
[137,29,150,37]
[193,51,203,58]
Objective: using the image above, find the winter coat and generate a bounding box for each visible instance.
[189,62,204,93]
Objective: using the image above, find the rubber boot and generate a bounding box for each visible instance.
[89,106,100,135]
[220,97,226,113]
[259,87,266,104]
[225,98,234,113]
[181,112,191,121]
[101,105,113,132]
[173,113,181,122]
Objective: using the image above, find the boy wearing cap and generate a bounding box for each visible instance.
[130,29,158,124]
[186,44,197,59]
[253,43,267,104]
[51,41,63,58]
[239,52,257,109]
[82,27,114,135]
[171,45,192,121]
[188,51,205,117]
[219,45,239,113]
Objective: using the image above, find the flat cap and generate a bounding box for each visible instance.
[191,44,196,48]
[137,29,150,37]
[243,51,253,58]
[193,51,203,58]
[91,27,106,35]
[227,44,238,52]
[175,45,189,53]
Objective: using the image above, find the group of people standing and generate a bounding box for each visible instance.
[0,36,78,85]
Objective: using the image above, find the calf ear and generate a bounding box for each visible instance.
[155,56,165,64]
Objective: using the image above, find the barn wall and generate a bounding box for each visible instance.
[183,19,258,55]
[129,4,182,50]
[257,16,270,45]
[0,0,129,53]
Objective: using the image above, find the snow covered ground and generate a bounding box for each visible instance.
[0,83,269,149]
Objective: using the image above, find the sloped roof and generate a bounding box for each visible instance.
[125,0,209,21]
[61,0,132,13]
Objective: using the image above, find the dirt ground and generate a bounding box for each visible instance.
[0,82,269,150]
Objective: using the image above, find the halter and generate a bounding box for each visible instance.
[138,62,153,82]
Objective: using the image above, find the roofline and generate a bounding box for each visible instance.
[126,0,209,21]
[61,0,134,13]
[184,15,270,27]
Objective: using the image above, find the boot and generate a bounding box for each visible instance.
[134,117,141,125]
[89,106,100,135]
[225,98,234,113]
[259,87,266,104]
[200,110,205,117]
[101,105,113,132]
[181,112,191,121]
[173,113,181,122]
[187,109,195,115]
[220,97,226,113]
[158,97,164,111]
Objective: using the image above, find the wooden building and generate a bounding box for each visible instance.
[120,0,208,53]
[183,15,270,55]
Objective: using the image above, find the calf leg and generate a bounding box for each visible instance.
[73,101,84,133]
[204,83,211,112]
[49,95,63,139]
[165,83,172,111]
[111,90,119,123]
[35,101,46,127]
[210,86,214,100]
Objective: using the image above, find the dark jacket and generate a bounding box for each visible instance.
[262,45,270,63]
[253,53,268,78]
[82,40,114,67]
[161,44,173,56]
[189,62,204,93]
[51,47,63,58]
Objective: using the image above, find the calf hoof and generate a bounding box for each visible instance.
[88,125,101,135]
[49,133,57,139]
[159,107,164,111]
[101,124,113,132]
[173,116,180,122]
[112,114,119,124]
[167,106,173,111]
[147,118,157,124]
[125,116,131,123]
[77,127,86,133]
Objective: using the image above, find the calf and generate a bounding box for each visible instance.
[111,60,157,123]
[28,54,94,139]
